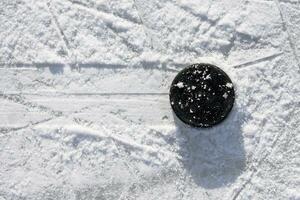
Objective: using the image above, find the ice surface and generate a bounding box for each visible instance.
[0,0,299,199]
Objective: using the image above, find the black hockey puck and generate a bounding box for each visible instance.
[169,63,235,128]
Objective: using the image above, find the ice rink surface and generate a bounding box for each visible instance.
[0,0,299,199]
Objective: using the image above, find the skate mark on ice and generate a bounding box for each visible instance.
[167,0,222,27]
[74,122,175,162]
[231,170,255,200]
[232,52,283,69]
[230,116,288,199]
[7,32,22,63]
[46,2,72,56]
[0,62,179,72]
[68,118,177,185]
[66,0,141,26]
[1,92,169,96]
[274,0,300,69]
[64,0,143,55]
[279,0,300,5]
[104,23,142,54]
[254,0,299,5]
[0,94,63,117]
[0,98,101,134]
[230,144,277,200]
[0,117,54,134]
[0,62,65,68]
[78,117,177,187]
[132,0,156,49]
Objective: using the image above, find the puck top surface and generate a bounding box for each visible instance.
[169,63,235,127]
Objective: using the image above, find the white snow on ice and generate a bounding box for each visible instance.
[0,0,300,199]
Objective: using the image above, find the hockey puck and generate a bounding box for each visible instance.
[169,63,235,128]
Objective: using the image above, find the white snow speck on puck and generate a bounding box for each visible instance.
[226,83,233,88]
[176,82,184,88]
[223,93,228,99]
[205,74,211,80]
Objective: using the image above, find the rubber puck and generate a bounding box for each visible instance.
[169,63,235,128]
